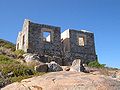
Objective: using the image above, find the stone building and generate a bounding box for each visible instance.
[16,19,97,65]
[61,29,97,65]
[16,19,62,56]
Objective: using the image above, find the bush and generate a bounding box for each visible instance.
[8,72,45,83]
[0,39,15,51]
[0,47,13,55]
[4,44,15,51]
[0,55,34,77]
[88,60,105,68]
[0,55,46,88]
[14,50,25,58]
[0,55,13,64]
[0,55,10,61]
[8,76,32,83]
[0,78,11,88]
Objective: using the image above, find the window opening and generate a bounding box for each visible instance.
[22,35,25,46]
[43,32,51,42]
[78,37,85,46]
[17,43,19,49]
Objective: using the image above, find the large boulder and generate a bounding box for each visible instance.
[62,66,70,71]
[40,55,63,65]
[2,71,120,90]
[70,59,85,72]
[23,53,42,66]
[34,63,48,72]
[52,56,63,65]
[47,61,63,72]
[23,53,40,62]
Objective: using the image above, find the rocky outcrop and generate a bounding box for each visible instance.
[34,63,48,72]
[47,61,63,72]
[70,59,85,72]
[33,61,63,72]
[23,53,40,62]
[23,53,44,66]
[2,71,120,90]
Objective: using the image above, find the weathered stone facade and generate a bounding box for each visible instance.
[61,29,97,65]
[16,19,97,65]
[16,19,62,56]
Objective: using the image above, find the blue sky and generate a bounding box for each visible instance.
[0,0,120,68]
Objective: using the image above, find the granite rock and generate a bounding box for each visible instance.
[2,71,120,90]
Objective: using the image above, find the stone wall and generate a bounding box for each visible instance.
[16,19,29,52]
[27,21,62,57]
[16,19,97,65]
[16,19,63,57]
[61,29,97,65]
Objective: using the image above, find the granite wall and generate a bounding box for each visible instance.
[16,19,97,65]
[61,29,97,65]
[16,19,63,57]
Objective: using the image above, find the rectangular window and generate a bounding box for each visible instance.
[17,43,19,49]
[22,35,25,46]
[78,37,85,46]
[43,32,51,42]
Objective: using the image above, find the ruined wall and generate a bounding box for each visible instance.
[28,22,62,57]
[61,29,97,65]
[61,29,70,52]
[16,19,62,58]
[16,19,29,52]
[16,19,97,66]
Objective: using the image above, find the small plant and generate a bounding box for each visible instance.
[0,55,13,64]
[4,44,15,51]
[0,55,10,61]
[8,75,33,83]
[14,50,25,58]
[88,60,105,68]
[99,68,110,76]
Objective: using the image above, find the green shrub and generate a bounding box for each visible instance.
[0,55,10,61]
[8,75,32,82]
[0,39,15,51]
[0,55,45,76]
[0,55,34,76]
[88,60,105,68]
[0,55,46,87]
[4,44,15,51]
[14,50,25,58]
[8,72,45,83]
[0,55,13,64]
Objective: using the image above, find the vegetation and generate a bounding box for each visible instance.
[0,39,46,88]
[1,38,118,88]
[14,50,25,58]
[88,60,106,68]
[0,55,45,88]
[0,39,15,51]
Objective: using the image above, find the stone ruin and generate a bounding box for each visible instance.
[16,19,97,66]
